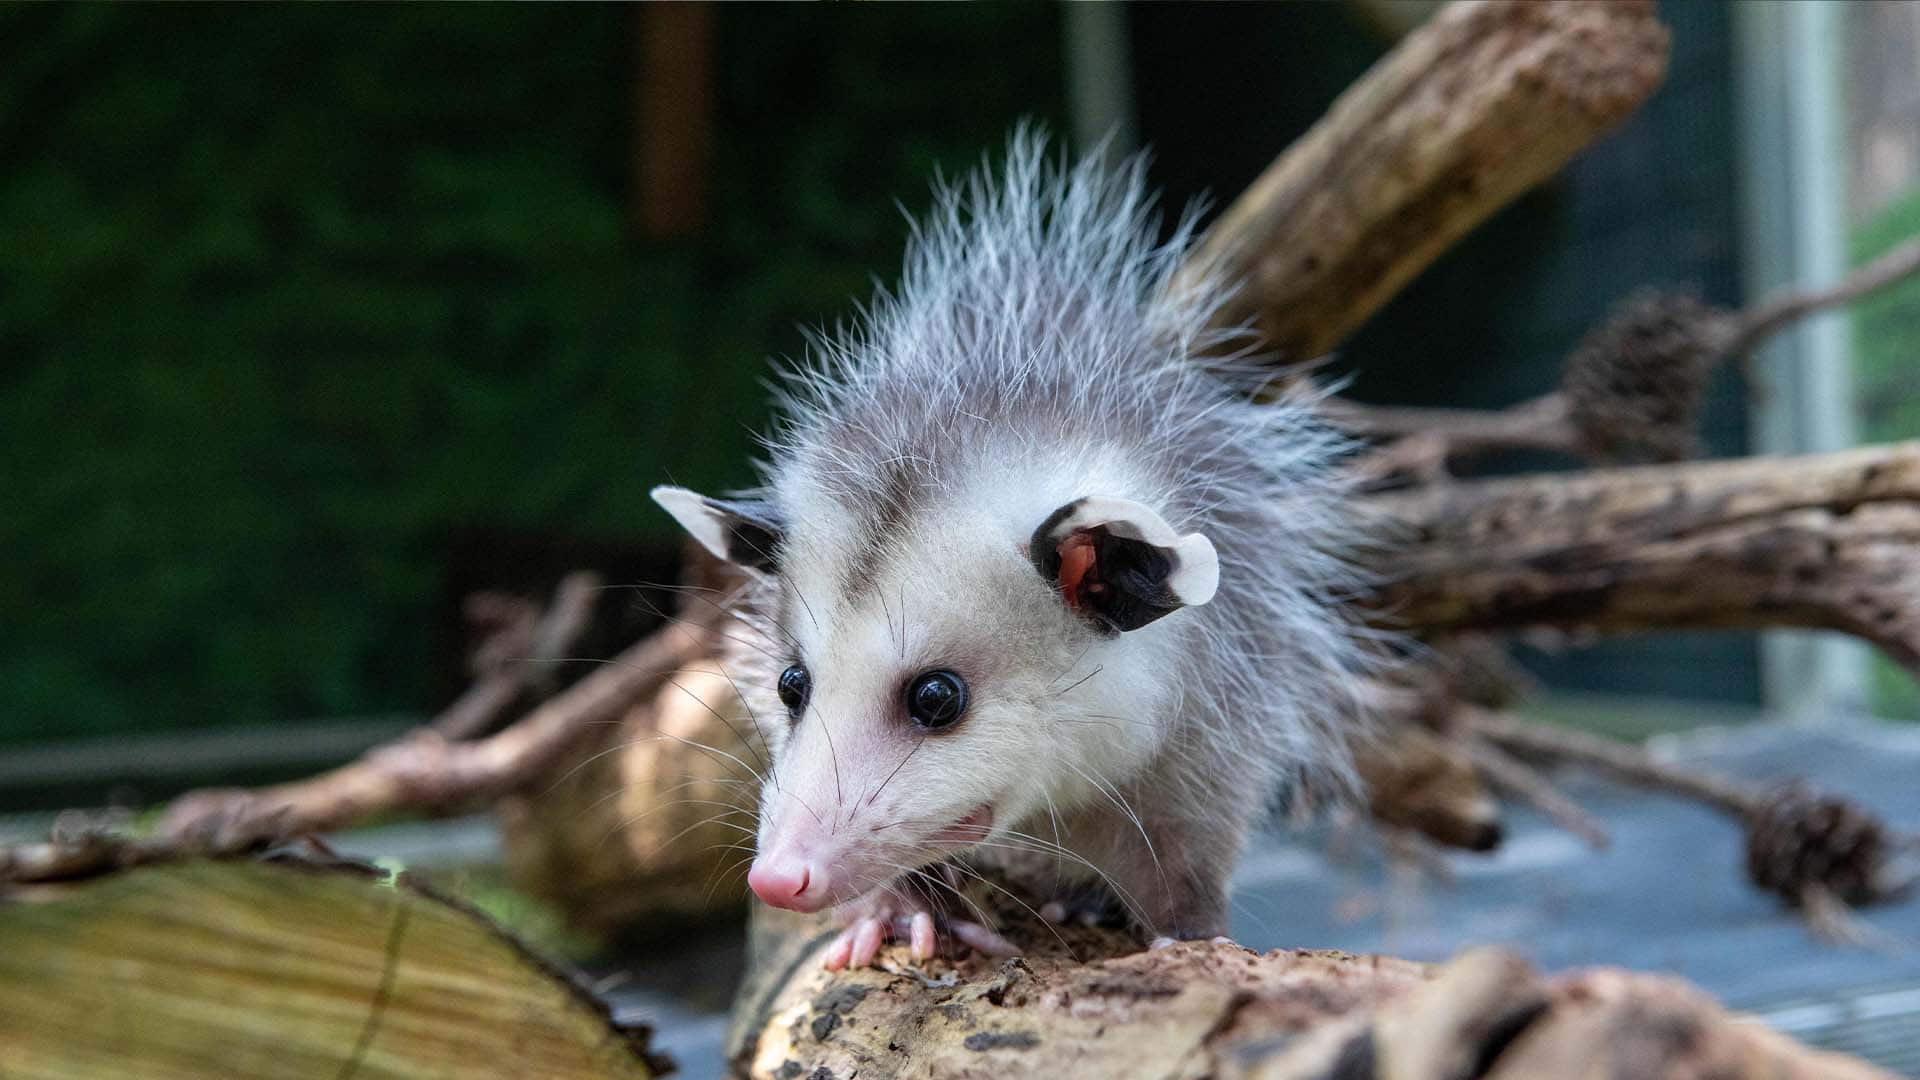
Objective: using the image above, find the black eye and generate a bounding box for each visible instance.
[906,670,968,730]
[777,664,810,715]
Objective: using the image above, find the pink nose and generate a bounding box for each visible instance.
[748,853,829,912]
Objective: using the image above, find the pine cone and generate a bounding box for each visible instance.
[1560,290,1732,464]
[1743,783,1908,908]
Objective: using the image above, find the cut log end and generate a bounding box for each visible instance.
[0,858,672,1080]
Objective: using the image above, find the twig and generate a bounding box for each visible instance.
[1333,393,1576,485]
[0,607,719,884]
[1455,706,1756,816]
[434,571,605,741]
[1457,735,1610,850]
[1341,231,1920,484]
[1725,232,1920,358]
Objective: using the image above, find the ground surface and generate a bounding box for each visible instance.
[7,716,1915,1078]
[1231,719,1920,1077]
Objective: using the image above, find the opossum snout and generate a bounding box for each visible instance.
[748,848,832,913]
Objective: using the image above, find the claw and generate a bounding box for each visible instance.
[910,911,937,960]
[823,892,1021,969]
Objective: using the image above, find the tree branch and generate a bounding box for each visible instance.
[0,605,718,883]
[1174,0,1669,362]
[1362,441,1920,673]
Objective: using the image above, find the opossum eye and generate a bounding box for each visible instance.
[906,670,968,730]
[777,664,811,715]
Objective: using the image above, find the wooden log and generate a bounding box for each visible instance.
[1173,0,1670,362]
[1363,441,1920,672]
[0,858,669,1079]
[723,897,1894,1080]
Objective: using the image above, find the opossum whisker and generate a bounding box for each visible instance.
[780,571,823,634]
[1063,758,1166,899]
[937,858,1073,953]
[611,586,796,659]
[598,800,759,856]
[952,826,1149,930]
[662,675,774,780]
[862,736,924,812]
[1048,665,1103,699]
[1043,641,1097,691]
[704,851,760,904]
[895,862,1001,937]
[631,732,770,791]
[640,813,762,860]
[700,663,785,796]
[572,775,754,830]
[815,708,846,829]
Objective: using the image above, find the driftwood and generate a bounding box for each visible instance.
[0,858,670,1079]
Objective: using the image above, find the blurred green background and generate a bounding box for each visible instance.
[0,4,1062,745]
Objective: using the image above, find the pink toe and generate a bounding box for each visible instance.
[851,917,885,967]
[822,929,855,970]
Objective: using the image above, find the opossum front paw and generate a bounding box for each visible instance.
[821,899,1018,970]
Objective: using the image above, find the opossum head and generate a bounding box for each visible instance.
[653,473,1218,913]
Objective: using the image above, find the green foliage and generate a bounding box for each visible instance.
[1849,189,1920,719]
[0,5,1062,742]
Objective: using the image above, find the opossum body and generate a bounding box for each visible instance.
[655,133,1365,968]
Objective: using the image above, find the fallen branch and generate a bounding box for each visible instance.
[1175,0,1668,362]
[1362,441,1920,673]
[0,604,719,884]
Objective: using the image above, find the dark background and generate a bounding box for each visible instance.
[4,2,1882,771]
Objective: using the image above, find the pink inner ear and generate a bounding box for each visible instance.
[1056,532,1098,609]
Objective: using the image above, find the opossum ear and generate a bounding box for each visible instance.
[651,486,784,574]
[1029,496,1219,633]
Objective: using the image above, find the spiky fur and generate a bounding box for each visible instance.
[716,132,1368,940]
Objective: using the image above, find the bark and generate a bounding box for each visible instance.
[0,858,669,1079]
[723,901,1894,1080]
[1362,442,1920,673]
[1172,0,1669,362]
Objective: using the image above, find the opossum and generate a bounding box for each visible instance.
[653,133,1366,970]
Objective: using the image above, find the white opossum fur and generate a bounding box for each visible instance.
[654,131,1369,965]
